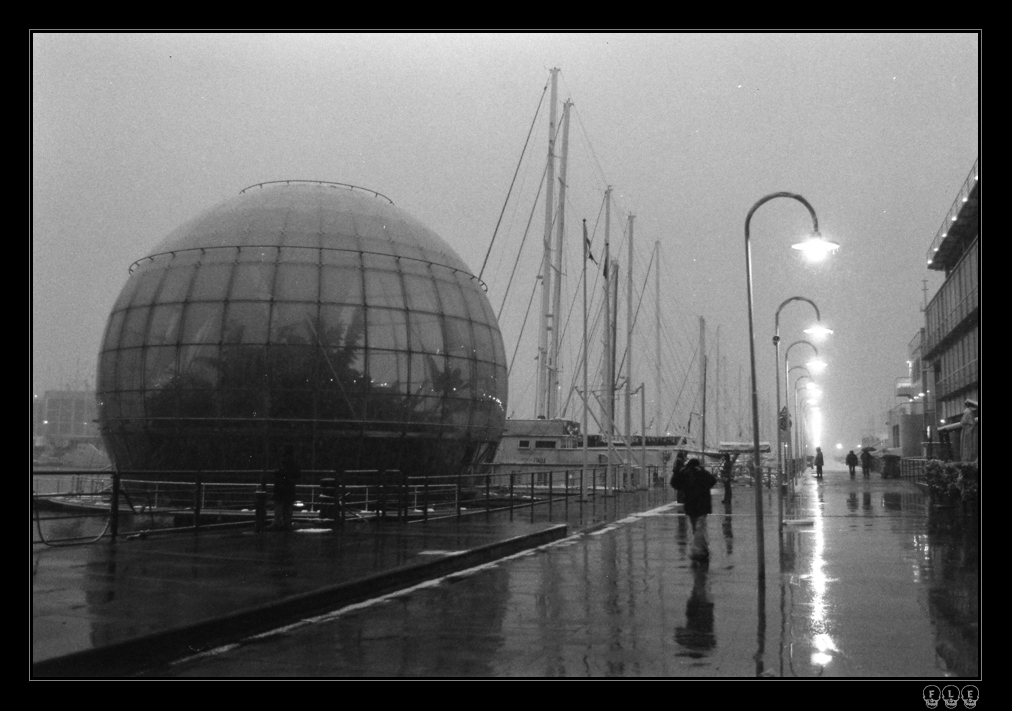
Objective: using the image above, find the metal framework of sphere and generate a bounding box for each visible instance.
[96,181,508,479]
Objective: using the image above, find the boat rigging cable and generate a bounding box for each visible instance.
[478,81,548,282]
[664,340,699,436]
[496,159,549,322]
[556,194,607,417]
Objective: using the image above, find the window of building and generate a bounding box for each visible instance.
[518,440,531,449]
[534,440,557,449]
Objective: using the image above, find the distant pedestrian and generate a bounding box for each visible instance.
[670,450,688,504]
[814,447,825,479]
[720,452,739,504]
[846,450,858,478]
[673,457,718,563]
[860,448,873,478]
[271,444,300,531]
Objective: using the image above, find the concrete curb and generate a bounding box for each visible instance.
[32,523,568,678]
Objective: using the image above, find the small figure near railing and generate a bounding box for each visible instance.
[270,445,300,532]
[254,484,268,533]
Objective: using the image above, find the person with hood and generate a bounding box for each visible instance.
[846,450,859,478]
[814,447,825,479]
[670,450,688,504]
[672,457,717,563]
[860,448,873,478]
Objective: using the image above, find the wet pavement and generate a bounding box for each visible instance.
[32,468,979,678]
[33,483,672,675]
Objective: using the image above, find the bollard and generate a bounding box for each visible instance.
[254,486,268,532]
[318,476,337,528]
[509,471,515,521]
[110,471,121,541]
[194,472,203,530]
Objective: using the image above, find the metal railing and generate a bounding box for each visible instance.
[33,460,787,545]
[33,464,676,544]
[900,458,928,480]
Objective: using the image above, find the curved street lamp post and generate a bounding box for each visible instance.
[744,192,827,582]
[785,341,821,473]
[773,298,822,533]
[788,366,815,491]
[793,373,816,477]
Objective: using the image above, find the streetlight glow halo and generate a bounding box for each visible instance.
[803,324,834,339]
[806,358,827,373]
[792,235,840,262]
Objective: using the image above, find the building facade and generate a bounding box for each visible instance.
[923,158,979,438]
[33,390,100,447]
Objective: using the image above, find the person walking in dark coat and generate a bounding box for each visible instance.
[846,450,858,478]
[860,449,873,478]
[719,452,739,504]
[271,444,300,531]
[673,458,717,563]
[814,447,825,479]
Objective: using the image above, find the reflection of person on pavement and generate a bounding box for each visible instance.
[846,450,858,478]
[721,503,733,554]
[674,565,716,657]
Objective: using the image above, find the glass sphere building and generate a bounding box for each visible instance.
[97,181,508,479]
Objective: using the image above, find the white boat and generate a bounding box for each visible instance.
[494,417,690,471]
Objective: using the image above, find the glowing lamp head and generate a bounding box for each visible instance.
[792,232,840,262]
[806,358,827,374]
[804,324,834,340]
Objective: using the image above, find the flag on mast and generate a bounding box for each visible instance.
[584,221,597,265]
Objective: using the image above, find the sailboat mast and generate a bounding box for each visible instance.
[582,220,589,492]
[602,187,612,441]
[611,261,619,441]
[655,240,661,439]
[548,99,571,418]
[610,256,619,488]
[625,214,634,482]
[699,316,706,453]
[535,67,559,418]
[715,327,721,447]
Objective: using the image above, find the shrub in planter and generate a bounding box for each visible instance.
[955,462,979,503]
[924,459,960,503]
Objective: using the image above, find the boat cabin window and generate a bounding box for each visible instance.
[518,440,531,449]
[534,440,557,449]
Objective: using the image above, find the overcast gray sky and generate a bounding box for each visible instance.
[32,33,979,451]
